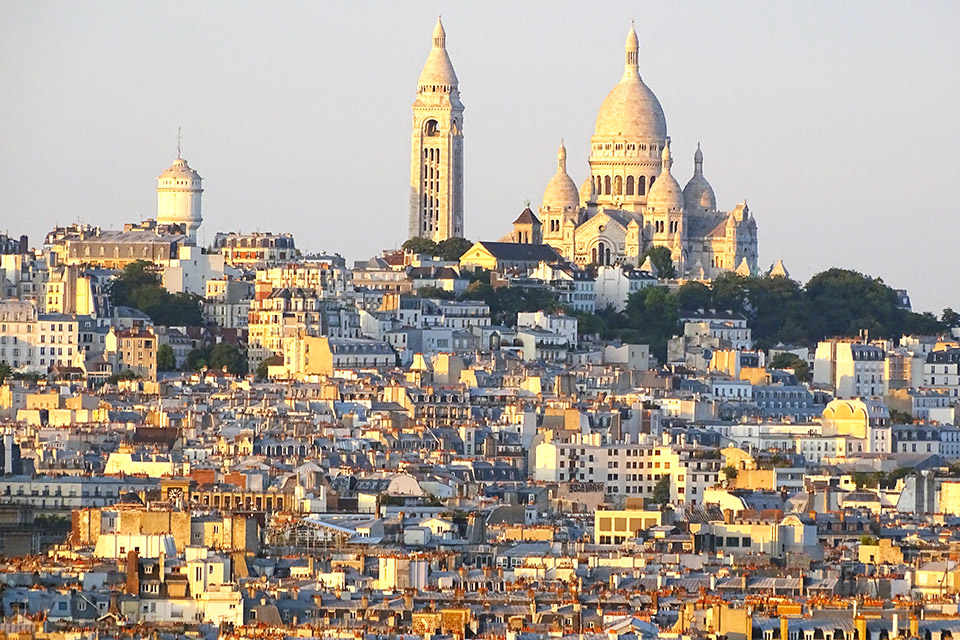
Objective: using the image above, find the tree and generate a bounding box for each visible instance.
[676,281,712,312]
[0,362,11,384]
[107,369,141,385]
[651,475,671,505]
[107,260,202,326]
[415,285,456,300]
[623,286,680,361]
[943,308,960,328]
[107,260,161,308]
[436,237,474,262]
[769,352,810,383]
[255,356,281,381]
[640,246,676,279]
[889,409,913,424]
[184,343,248,376]
[401,237,438,255]
[722,466,738,480]
[710,272,749,314]
[805,268,901,338]
[156,344,176,371]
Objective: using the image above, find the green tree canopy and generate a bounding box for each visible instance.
[415,285,456,300]
[401,237,438,255]
[436,237,474,262]
[943,308,960,327]
[676,281,712,313]
[107,260,202,326]
[769,352,810,383]
[651,475,671,505]
[184,343,248,376]
[156,344,177,371]
[641,246,676,279]
[623,286,680,361]
[255,355,282,381]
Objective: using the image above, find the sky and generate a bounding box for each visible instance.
[1,2,958,314]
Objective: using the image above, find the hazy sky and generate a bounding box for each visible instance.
[2,2,958,313]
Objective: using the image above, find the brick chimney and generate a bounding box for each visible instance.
[125,549,140,595]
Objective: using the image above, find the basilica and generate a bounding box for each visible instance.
[408,19,759,279]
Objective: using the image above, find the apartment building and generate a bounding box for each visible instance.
[533,435,721,504]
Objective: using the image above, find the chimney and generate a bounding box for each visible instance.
[909,612,919,639]
[781,617,790,640]
[125,549,140,595]
[360,594,368,610]
[724,509,734,524]
[892,614,899,639]
[403,590,414,611]
[855,616,867,640]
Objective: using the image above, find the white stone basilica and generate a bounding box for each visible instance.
[529,24,759,278]
[407,20,759,278]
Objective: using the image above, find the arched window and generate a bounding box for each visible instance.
[638,176,646,195]
[598,241,606,265]
[604,176,611,195]
[614,176,623,196]
[649,175,656,188]
[424,120,439,136]
[606,247,611,265]
[626,176,635,195]
[591,247,597,264]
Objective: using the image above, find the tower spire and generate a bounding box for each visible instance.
[433,15,446,48]
[177,126,182,159]
[558,139,567,172]
[661,137,673,174]
[694,142,703,174]
[624,21,639,73]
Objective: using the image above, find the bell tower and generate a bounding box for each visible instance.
[408,17,464,242]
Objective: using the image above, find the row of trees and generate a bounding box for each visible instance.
[157,343,248,376]
[412,266,954,362]
[401,237,475,262]
[583,268,954,360]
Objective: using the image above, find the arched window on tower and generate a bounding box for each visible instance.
[626,176,635,196]
[614,176,623,196]
[638,175,646,195]
[425,120,439,137]
[604,176,611,195]
[649,175,656,189]
[595,175,602,195]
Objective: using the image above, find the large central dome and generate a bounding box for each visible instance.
[593,25,666,141]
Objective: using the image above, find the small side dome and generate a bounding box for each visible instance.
[542,141,580,211]
[646,140,683,212]
[682,143,716,213]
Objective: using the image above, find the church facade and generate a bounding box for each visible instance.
[530,25,759,279]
